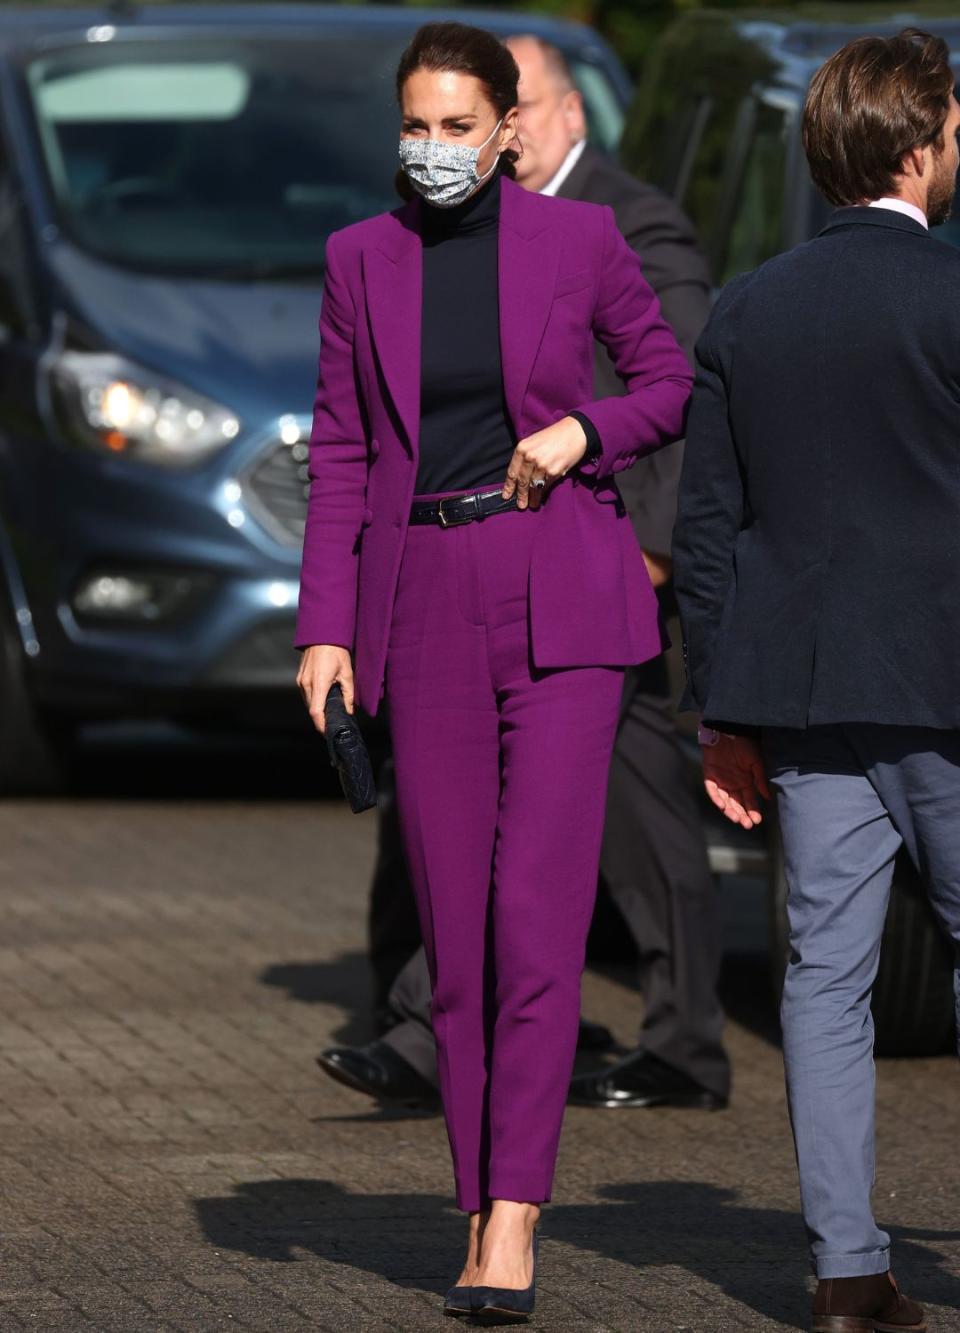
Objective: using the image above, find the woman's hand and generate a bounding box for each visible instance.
[502,416,589,510]
[297,644,354,734]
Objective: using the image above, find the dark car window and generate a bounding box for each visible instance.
[674,102,721,253]
[720,99,791,282]
[569,57,624,153]
[678,96,751,277]
[26,37,407,274]
[25,35,624,276]
[623,16,960,287]
[0,130,30,336]
[620,13,777,247]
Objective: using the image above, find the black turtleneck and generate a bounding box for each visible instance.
[415,169,601,495]
[416,170,515,495]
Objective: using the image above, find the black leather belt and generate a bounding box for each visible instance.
[409,487,519,528]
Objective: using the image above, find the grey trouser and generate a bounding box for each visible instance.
[383,661,730,1099]
[764,724,960,1279]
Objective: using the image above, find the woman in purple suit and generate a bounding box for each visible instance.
[296,21,691,1321]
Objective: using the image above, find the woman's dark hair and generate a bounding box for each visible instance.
[394,22,520,199]
[803,28,955,206]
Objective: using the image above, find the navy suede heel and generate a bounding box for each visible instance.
[442,1285,473,1317]
[472,1231,538,1325]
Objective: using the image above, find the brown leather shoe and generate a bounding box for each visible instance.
[811,1272,925,1332]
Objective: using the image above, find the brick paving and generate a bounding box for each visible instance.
[0,737,957,1331]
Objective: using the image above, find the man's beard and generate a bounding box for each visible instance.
[927,153,957,227]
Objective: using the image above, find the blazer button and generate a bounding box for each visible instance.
[362,507,374,528]
[370,438,381,458]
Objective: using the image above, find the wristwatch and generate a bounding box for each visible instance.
[697,722,722,747]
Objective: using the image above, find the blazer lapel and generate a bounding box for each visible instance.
[499,177,563,431]
[553,144,597,203]
[363,201,422,453]
[362,180,562,451]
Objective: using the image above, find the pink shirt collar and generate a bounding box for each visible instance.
[867,198,928,230]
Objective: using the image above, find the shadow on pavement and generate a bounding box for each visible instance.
[190,1175,960,1328]
[718,950,782,1048]
[261,954,373,1047]
[259,943,784,1075]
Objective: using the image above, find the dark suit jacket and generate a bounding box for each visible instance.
[558,146,711,557]
[673,206,960,731]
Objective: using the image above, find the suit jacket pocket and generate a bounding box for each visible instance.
[553,267,594,299]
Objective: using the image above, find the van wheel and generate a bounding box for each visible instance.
[770,826,956,1057]
[0,597,72,795]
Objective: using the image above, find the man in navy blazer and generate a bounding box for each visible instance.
[673,28,960,1331]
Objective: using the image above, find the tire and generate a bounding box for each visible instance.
[770,824,956,1057]
[0,593,72,795]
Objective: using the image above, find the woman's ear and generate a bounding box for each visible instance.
[501,105,520,153]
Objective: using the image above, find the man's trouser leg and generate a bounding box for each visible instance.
[367,756,423,1015]
[764,725,898,1278]
[601,659,730,1098]
[381,946,438,1085]
[766,721,960,1277]
[846,724,960,1052]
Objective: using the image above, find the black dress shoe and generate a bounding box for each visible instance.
[317,1040,441,1111]
[576,1017,615,1052]
[568,1048,727,1110]
[473,1231,538,1325]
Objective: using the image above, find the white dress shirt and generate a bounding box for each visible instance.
[868,197,928,230]
[540,138,588,197]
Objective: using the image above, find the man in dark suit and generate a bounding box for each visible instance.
[672,29,959,1330]
[319,35,730,1115]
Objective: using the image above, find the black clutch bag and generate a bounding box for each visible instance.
[324,683,377,814]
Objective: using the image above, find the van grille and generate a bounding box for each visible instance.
[245,440,310,546]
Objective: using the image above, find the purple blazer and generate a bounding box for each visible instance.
[295,175,692,715]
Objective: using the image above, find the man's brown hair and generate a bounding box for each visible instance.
[802,28,955,206]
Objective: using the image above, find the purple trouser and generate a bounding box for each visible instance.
[385,494,624,1212]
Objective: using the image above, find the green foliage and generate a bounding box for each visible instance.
[621,9,774,182]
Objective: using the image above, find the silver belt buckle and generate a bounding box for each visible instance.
[437,495,475,528]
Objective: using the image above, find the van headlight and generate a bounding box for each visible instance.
[50,352,241,468]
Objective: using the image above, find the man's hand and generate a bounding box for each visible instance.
[502,416,589,510]
[702,734,770,829]
[643,551,672,588]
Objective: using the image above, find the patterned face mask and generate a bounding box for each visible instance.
[398,118,503,209]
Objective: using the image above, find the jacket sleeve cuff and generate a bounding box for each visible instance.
[569,410,602,470]
[293,608,356,654]
[701,717,762,740]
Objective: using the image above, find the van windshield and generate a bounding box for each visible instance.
[25,36,415,275]
[25,35,624,278]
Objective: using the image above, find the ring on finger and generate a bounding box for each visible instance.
[531,477,546,489]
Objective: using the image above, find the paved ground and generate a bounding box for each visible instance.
[0,733,957,1332]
